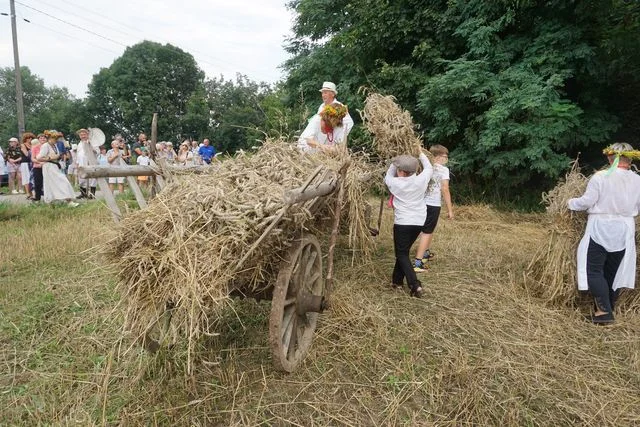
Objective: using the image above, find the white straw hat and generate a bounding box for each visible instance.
[319,81,337,94]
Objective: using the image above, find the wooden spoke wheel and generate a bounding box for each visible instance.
[269,234,325,372]
[142,302,177,353]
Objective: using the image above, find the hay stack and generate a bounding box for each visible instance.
[360,92,425,159]
[100,140,375,359]
[527,163,640,311]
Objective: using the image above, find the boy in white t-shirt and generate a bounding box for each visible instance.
[414,145,454,272]
[385,152,433,297]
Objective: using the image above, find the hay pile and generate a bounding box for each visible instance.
[101,140,375,360]
[361,92,425,158]
[527,163,640,311]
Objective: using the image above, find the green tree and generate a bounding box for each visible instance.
[204,74,282,153]
[0,67,84,145]
[284,0,640,195]
[86,41,205,142]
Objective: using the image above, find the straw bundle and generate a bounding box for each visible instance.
[360,92,425,159]
[527,163,640,311]
[100,139,376,361]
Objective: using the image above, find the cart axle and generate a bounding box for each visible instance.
[296,292,326,315]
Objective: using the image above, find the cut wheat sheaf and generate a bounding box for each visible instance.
[526,162,640,311]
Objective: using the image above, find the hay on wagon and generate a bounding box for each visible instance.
[100,92,432,367]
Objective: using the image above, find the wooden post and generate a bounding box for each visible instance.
[149,113,160,196]
[325,163,350,305]
[149,113,158,160]
[79,165,157,178]
[119,158,147,209]
[82,143,121,221]
[283,181,337,205]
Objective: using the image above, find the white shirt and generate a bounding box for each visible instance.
[0,147,5,175]
[424,164,450,207]
[384,153,433,225]
[76,140,98,166]
[137,156,150,166]
[568,168,640,251]
[317,100,354,135]
[297,115,346,153]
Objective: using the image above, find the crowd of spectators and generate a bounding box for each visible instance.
[0,131,218,202]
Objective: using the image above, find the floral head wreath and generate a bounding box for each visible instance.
[602,143,640,175]
[320,103,348,129]
[44,129,61,139]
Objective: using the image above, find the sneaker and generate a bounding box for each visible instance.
[422,251,435,263]
[11,190,19,194]
[413,259,428,273]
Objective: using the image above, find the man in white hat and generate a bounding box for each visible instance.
[318,81,354,136]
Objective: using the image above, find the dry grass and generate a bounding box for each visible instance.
[3,202,640,425]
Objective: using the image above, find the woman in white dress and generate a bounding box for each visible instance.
[37,130,78,206]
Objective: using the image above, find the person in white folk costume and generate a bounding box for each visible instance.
[298,100,350,153]
[75,128,98,199]
[568,142,640,324]
[385,152,433,297]
[36,130,78,207]
[316,81,354,135]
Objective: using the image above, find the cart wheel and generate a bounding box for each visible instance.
[143,302,176,353]
[269,234,325,372]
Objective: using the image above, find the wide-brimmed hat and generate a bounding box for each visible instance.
[392,155,419,174]
[319,81,337,94]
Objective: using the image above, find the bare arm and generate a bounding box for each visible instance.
[441,180,453,219]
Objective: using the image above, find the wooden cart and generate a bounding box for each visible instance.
[83,145,350,372]
[78,114,356,372]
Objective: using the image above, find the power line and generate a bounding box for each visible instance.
[28,0,142,46]
[30,0,278,81]
[15,0,128,47]
[16,11,121,55]
[16,0,279,82]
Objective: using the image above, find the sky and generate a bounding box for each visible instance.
[0,0,295,98]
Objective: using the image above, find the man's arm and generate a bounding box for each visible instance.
[384,163,398,188]
[416,153,433,186]
[342,112,354,135]
[568,175,600,211]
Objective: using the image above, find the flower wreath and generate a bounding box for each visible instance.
[602,145,640,160]
[602,144,640,175]
[44,129,61,139]
[320,103,348,129]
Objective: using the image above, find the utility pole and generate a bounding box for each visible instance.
[10,0,26,139]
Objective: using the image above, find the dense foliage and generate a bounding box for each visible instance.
[284,0,640,191]
[0,67,85,143]
[85,41,206,142]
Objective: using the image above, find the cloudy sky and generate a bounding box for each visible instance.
[0,0,295,98]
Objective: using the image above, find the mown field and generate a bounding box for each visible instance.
[1,201,640,426]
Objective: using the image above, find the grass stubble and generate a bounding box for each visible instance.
[2,201,640,425]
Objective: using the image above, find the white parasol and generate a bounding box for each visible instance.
[88,128,105,149]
